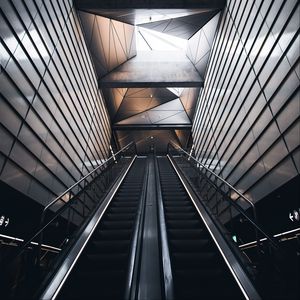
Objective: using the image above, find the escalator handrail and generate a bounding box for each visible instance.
[41,141,135,219]
[154,156,174,300]
[124,158,149,300]
[168,141,256,216]
[168,142,278,249]
[167,155,262,300]
[39,156,137,299]
[3,142,136,264]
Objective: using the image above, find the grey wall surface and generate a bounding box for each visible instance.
[192,0,300,203]
[0,0,111,206]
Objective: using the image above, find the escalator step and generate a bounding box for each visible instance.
[83,253,128,269]
[69,270,125,299]
[158,157,244,300]
[110,201,138,207]
[175,269,223,281]
[163,201,192,207]
[162,192,187,197]
[96,229,132,240]
[169,239,212,252]
[58,158,147,300]
[165,212,198,220]
[101,220,134,229]
[109,207,137,213]
[113,196,139,201]
[104,213,136,221]
[165,206,195,213]
[166,220,201,229]
[172,252,217,268]
[90,240,130,253]
[167,228,206,240]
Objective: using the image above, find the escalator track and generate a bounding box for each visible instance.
[158,157,244,300]
[57,158,146,299]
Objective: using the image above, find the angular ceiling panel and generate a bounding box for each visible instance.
[109,24,120,69]
[96,16,111,67]
[180,87,201,119]
[116,111,151,125]
[78,12,136,79]
[114,88,179,122]
[139,10,219,40]
[101,87,128,119]
[187,12,220,78]
[175,129,190,148]
[111,21,127,55]
[156,111,190,124]
[76,7,222,25]
[202,12,221,46]
[78,11,95,45]
[90,22,108,70]
[115,97,190,125]
[150,98,183,111]
[77,5,222,153]
[195,53,210,78]
[111,25,127,65]
[125,25,137,58]
[195,33,211,64]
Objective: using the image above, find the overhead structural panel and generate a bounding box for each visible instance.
[186,12,220,77]
[139,10,220,40]
[78,11,137,79]
[99,51,203,88]
[76,0,226,10]
[114,124,192,130]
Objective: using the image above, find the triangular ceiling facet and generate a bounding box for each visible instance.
[187,12,220,77]
[175,129,190,148]
[115,98,190,125]
[115,88,178,122]
[77,8,220,26]
[139,10,219,40]
[78,12,136,79]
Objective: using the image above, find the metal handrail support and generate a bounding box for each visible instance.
[168,141,257,220]
[167,142,278,252]
[37,142,135,264]
[39,156,137,299]
[41,141,135,219]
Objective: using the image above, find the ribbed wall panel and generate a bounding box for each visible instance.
[0,0,111,206]
[192,0,300,203]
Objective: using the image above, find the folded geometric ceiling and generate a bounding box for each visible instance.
[76,0,224,153]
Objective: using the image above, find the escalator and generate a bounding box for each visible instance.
[157,157,245,299]
[57,158,146,299]
[13,153,260,299]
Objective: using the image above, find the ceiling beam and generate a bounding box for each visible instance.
[113,124,192,130]
[76,0,226,10]
[99,53,204,88]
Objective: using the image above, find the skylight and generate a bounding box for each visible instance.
[136,27,187,52]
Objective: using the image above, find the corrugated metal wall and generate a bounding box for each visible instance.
[192,0,299,203]
[0,0,111,206]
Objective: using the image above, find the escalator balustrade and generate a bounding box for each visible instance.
[58,158,146,299]
[158,157,244,300]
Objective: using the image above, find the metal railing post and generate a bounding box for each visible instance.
[168,142,277,251]
[36,142,135,266]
